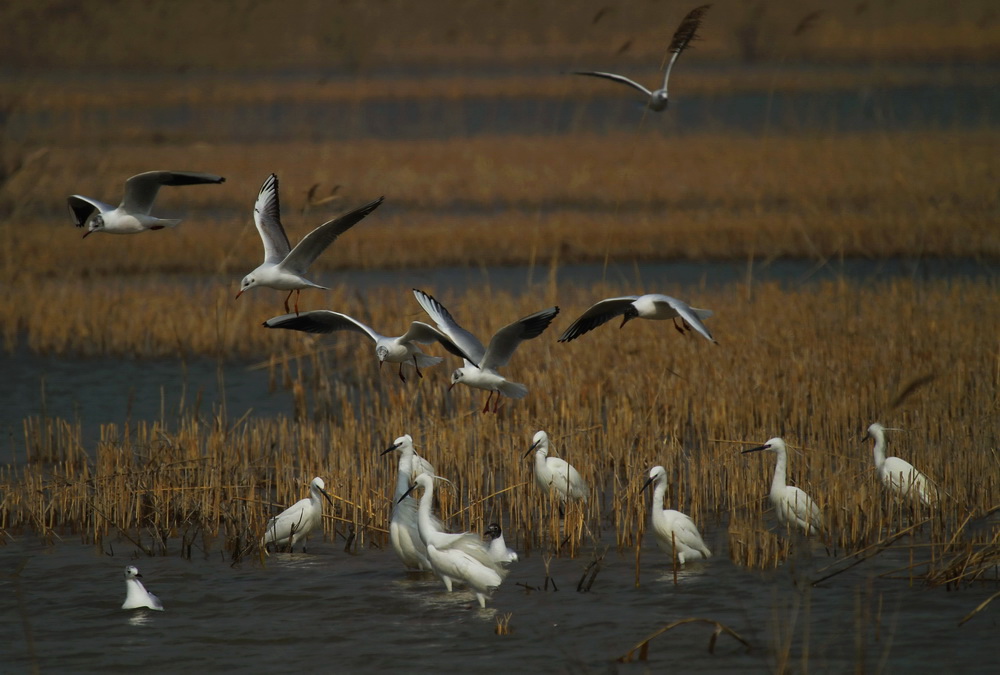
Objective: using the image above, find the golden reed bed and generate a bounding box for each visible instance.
[2,131,997,284]
[3,279,997,580]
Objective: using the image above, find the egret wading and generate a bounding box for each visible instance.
[262,477,333,552]
[743,438,823,536]
[400,474,507,608]
[382,434,439,571]
[642,466,711,565]
[527,431,588,503]
[863,422,938,506]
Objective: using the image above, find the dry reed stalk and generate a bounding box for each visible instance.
[0,279,996,570]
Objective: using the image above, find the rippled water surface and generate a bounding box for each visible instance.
[2,525,996,673]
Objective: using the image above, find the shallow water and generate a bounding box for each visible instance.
[2,523,996,673]
[2,258,994,461]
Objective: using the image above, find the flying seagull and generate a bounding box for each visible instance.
[573,4,710,111]
[68,170,225,237]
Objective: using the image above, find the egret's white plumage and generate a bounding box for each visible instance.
[236,174,383,313]
[262,476,333,552]
[69,170,225,237]
[413,288,559,412]
[642,466,711,565]
[263,310,472,381]
[484,523,519,565]
[382,434,439,570]
[402,473,507,608]
[863,423,937,506]
[743,438,823,536]
[122,566,164,611]
[526,431,588,503]
[572,5,710,111]
[558,294,716,343]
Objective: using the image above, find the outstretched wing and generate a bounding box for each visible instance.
[263,310,381,342]
[573,71,653,97]
[481,306,559,371]
[281,197,384,275]
[412,289,487,365]
[67,195,112,227]
[122,170,225,215]
[253,173,291,264]
[398,321,477,362]
[662,4,711,90]
[557,296,639,342]
[651,295,716,343]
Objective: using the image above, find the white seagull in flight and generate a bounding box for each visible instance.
[558,294,716,343]
[236,173,383,314]
[68,170,225,237]
[263,309,472,381]
[413,288,558,413]
[573,4,710,111]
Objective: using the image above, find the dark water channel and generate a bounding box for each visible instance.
[2,521,996,673]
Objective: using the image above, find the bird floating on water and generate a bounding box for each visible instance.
[262,476,333,553]
[558,293,716,343]
[122,566,164,611]
[236,173,383,314]
[484,523,519,565]
[401,473,508,608]
[413,288,559,412]
[526,431,589,503]
[383,434,439,571]
[572,4,711,111]
[69,170,225,237]
[642,466,711,565]
[863,422,938,506]
[263,309,472,382]
[743,437,823,536]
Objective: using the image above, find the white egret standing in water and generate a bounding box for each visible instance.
[400,474,507,608]
[122,566,164,611]
[382,434,438,570]
[526,431,588,503]
[743,438,823,536]
[261,476,333,552]
[642,466,711,565]
[863,423,938,506]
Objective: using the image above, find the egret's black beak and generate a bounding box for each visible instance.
[381,442,401,456]
[320,488,334,506]
[641,475,655,492]
[398,483,418,504]
[742,443,770,454]
[524,440,540,458]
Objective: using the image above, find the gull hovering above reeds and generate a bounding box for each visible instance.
[68,170,225,238]
[558,294,716,343]
[484,523,519,565]
[382,434,439,571]
[413,288,559,413]
[742,438,823,536]
[642,466,711,565]
[236,173,383,314]
[263,310,473,382]
[122,566,164,611]
[400,473,508,608]
[261,476,333,553]
[526,430,588,503]
[863,423,938,506]
[572,4,710,111]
